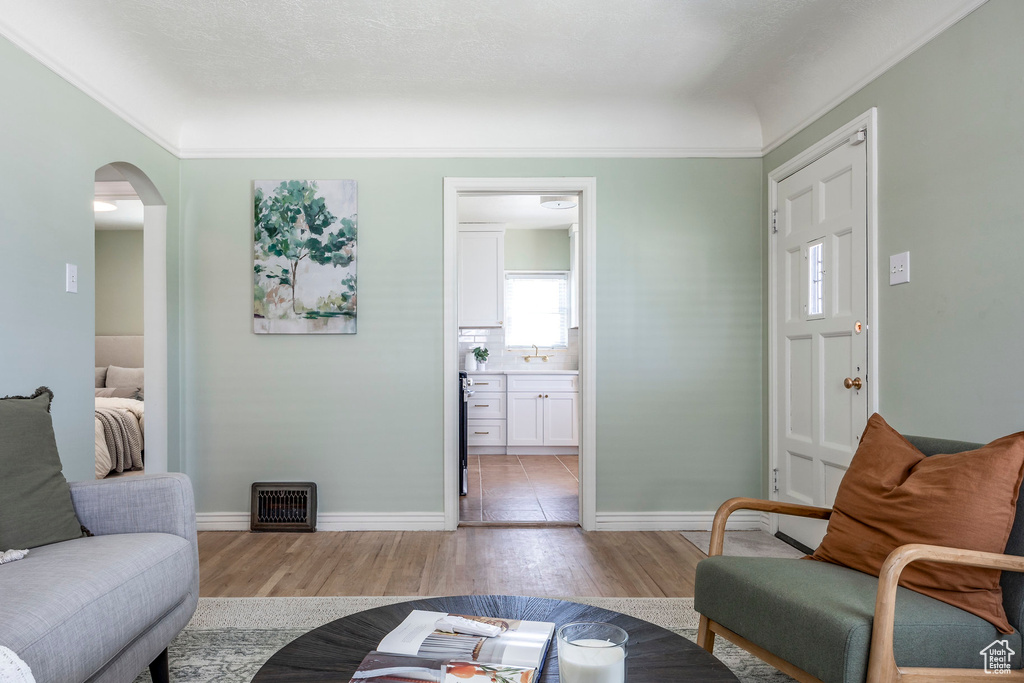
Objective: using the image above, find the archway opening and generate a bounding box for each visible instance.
[93,162,168,476]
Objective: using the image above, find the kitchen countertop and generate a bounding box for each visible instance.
[466,369,578,375]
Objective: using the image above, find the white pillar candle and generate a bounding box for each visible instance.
[558,639,626,683]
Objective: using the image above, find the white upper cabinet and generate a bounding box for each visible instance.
[457,227,505,328]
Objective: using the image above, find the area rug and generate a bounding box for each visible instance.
[681,530,806,559]
[133,596,796,682]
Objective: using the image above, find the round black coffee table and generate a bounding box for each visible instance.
[251,595,738,682]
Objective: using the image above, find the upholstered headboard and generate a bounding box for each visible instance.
[95,335,144,368]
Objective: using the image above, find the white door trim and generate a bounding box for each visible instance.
[766,109,879,524]
[443,177,597,530]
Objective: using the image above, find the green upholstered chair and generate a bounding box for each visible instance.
[693,435,1024,683]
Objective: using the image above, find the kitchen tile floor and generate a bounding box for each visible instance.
[460,454,579,524]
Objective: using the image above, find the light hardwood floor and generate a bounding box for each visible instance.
[199,528,706,598]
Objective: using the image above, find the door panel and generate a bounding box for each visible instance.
[775,137,869,550]
[823,460,848,508]
[786,451,815,504]
[543,392,578,446]
[822,333,854,447]
[787,337,813,440]
[507,392,543,446]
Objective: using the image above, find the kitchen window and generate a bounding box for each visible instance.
[504,272,569,349]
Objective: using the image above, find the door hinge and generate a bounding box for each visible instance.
[771,209,778,234]
[772,467,779,494]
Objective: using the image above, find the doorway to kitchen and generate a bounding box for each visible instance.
[443,178,596,530]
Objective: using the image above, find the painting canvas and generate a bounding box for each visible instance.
[253,180,357,334]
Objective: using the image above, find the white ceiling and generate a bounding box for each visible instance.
[459,195,579,230]
[0,0,986,157]
[94,180,144,231]
[94,200,145,231]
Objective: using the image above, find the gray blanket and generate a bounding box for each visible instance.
[95,407,144,473]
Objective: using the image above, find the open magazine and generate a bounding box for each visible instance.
[349,610,555,683]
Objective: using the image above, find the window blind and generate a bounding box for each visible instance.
[504,272,569,349]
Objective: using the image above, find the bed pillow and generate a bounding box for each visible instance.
[0,387,86,549]
[95,366,107,388]
[95,386,140,399]
[105,365,144,389]
[811,413,1024,633]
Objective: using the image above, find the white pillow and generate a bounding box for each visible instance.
[95,367,107,388]
[105,365,144,389]
[0,549,28,565]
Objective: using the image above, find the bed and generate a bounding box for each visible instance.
[94,336,146,478]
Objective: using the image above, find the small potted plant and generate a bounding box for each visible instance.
[473,346,490,371]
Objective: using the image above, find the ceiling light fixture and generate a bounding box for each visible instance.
[540,195,577,210]
[94,200,117,212]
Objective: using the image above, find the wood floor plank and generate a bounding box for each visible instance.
[199,528,704,598]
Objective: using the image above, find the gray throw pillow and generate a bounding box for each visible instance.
[105,365,144,389]
[95,366,107,388]
[0,387,85,549]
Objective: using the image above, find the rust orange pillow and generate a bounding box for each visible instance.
[811,414,1024,633]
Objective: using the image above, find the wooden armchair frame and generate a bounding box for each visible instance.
[695,497,1024,683]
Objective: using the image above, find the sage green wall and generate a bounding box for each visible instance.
[180,158,763,514]
[95,231,144,335]
[764,0,1023,443]
[504,228,570,271]
[0,36,182,480]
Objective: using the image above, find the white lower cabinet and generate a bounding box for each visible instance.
[542,392,578,446]
[467,374,507,449]
[469,373,578,452]
[506,392,544,446]
[507,389,578,447]
[467,419,506,447]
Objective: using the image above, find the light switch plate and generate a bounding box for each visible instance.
[889,252,910,285]
[66,263,78,293]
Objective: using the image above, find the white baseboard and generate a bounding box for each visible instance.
[594,510,766,531]
[195,512,446,531]
[195,513,250,531]
[197,510,771,532]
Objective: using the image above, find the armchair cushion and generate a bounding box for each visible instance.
[811,414,1024,633]
[695,556,1021,683]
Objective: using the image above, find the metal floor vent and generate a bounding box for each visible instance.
[250,482,317,532]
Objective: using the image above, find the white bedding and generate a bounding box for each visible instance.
[94,397,145,478]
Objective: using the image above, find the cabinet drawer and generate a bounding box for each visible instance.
[467,419,506,446]
[468,374,506,392]
[467,393,506,419]
[506,374,578,392]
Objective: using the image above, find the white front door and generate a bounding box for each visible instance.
[774,136,869,550]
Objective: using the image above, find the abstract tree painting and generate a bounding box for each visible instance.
[253,180,357,334]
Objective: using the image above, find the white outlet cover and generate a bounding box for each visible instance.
[66,263,78,293]
[889,252,910,285]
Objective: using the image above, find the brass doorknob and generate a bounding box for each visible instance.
[844,377,863,390]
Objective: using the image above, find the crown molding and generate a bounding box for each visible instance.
[176,145,763,160]
[0,21,182,157]
[761,0,989,155]
[4,0,986,163]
